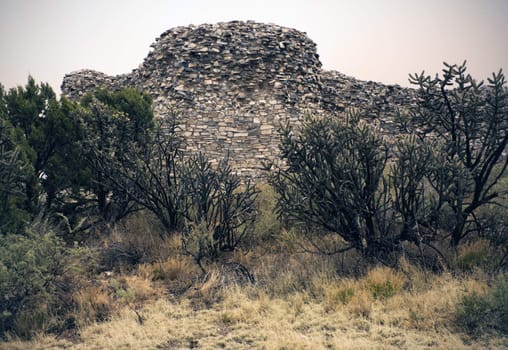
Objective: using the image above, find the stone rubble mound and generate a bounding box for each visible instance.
[62,21,417,176]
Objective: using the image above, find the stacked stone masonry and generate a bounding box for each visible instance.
[62,21,418,177]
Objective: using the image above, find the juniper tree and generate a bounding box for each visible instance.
[78,88,155,223]
[2,77,83,214]
[0,89,31,234]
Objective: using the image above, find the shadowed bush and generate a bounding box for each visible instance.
[182,154,258,271]
[0,219,92,339]
[456,274,508,337]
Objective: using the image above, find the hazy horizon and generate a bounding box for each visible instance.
[1,0,507,94]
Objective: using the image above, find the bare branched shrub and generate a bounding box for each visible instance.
[181,154,258,271]
[269,110,397,260]
[407,62,508,247]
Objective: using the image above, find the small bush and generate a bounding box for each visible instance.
[456,291,492,337]
[456,274,508,336]
[0,220,88,339]
[181,154,258,270]
[333,286,355,305]
[252,183,282,244]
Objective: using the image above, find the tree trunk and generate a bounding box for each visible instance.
[450,215,467,247]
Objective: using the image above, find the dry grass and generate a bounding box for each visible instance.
[455,239,493,271]
[4,258,506,350]
[3,203,507,349]
[72,284,113,325]
[4,286,505,349]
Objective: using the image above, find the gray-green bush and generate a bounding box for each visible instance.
[456,274,508,336]
[0,220,88,339]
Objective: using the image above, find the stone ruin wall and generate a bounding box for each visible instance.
[62,21,418,176]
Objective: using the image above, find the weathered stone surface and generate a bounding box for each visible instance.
[61,21,417,177]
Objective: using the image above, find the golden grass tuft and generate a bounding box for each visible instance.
[142,255,198,281]
[137,255,199,298]
[455,239,492,271]
[122,275,160,303]
[347,288,373,317]
[323,279,356,312]
[361,266,407,300]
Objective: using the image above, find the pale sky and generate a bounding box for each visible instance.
[1,0,507,94]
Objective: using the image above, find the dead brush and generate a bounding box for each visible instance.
[190,269,229,308]
[116,275,160,304]
[72,283,113,324]
[138,256,199,295]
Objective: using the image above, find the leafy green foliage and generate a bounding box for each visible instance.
[3,77,81,213]
[78,88,155,223]
[1,79,156,238]
[0,114,30,234]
